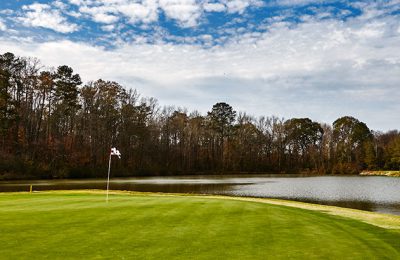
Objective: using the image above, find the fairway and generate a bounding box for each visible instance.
[0,192,399,259]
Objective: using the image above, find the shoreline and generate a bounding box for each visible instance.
[2,189,400,230]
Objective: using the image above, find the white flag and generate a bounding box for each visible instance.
[110,147,121,158]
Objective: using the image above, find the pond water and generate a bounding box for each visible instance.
[1,175,400,215]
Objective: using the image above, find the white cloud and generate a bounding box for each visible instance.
[158,0,202,27]
[93,12,119,24]
[118,1,159,24]
[68,0,93,5]
[66,0,262,27]
[66,10,82,18]
[221,0,264,14]
[273,0,326,6]
[351,21,385,39]
[18,3,78,33]
[78,5,119,23]
[203,3,226,12]
[101,24,115,31]
[0,9,14,15]
[0,19,7,31]
[225,0,250,14]
[53,0,68,9]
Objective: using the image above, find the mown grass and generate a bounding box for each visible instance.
[0,191,399,259]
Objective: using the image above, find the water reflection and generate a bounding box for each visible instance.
[1,175,399,215]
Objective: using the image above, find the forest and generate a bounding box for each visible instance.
[1,52,399,179]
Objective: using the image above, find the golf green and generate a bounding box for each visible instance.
[0,191,399,259]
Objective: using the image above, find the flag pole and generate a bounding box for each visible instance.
[106,149,112,203]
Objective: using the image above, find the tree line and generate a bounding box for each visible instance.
[1,52,399,179]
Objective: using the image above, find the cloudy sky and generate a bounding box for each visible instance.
[0,0,399,131]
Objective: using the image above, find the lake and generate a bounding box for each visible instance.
[1,175,400,215]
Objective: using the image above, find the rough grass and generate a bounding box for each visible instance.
[0,191,399,259]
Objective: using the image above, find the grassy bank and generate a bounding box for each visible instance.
[360,170,400,177]
[1,191,399,259]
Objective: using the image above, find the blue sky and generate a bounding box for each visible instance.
[0,0,399,131]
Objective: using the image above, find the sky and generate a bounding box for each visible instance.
[0,0,399,131]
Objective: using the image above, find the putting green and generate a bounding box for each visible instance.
[0,191,399,259]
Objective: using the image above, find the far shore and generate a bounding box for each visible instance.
[360,171,400,177]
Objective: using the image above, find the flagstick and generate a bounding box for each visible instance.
[106,151,112,203]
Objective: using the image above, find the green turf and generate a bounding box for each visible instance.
[0,192,399,259]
